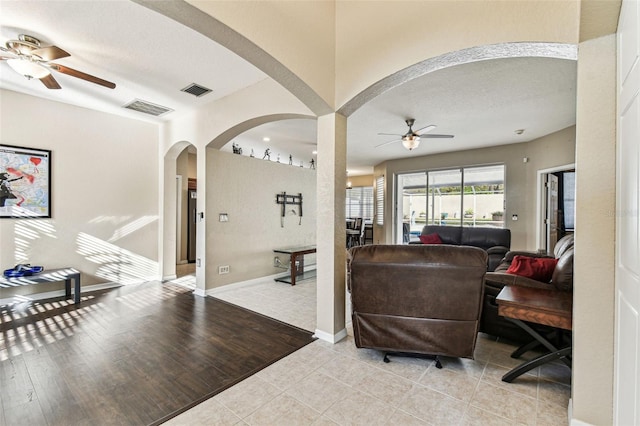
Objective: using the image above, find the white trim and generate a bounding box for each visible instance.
[0,281,122,306]
[207,272,290,296]
[314,327,348,343]
[535,163,575,250]
[193,288,206,297]
[163,274,178,281]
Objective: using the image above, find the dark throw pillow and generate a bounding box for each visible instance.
[506,255,558,282]
[419,233,443,245]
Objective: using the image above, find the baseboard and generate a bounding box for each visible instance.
[568,399,595,426]
[0,281,122,306]
[162,274,178,281]
[314,327,348,343]
[193,288,206,297]
[206,272,284,296]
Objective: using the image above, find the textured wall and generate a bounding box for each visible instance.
[206,149,317,288]
[0,90,160,298]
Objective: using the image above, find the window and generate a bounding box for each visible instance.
[346,186,373,220]
[561,171,575,230]
[397,164,505,238]
[376,175,384,225]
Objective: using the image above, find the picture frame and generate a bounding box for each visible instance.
[0,144,52,219]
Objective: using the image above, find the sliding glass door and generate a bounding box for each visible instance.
[396,165,505,244]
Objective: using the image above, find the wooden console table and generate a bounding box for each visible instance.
[0,268,82,305]
[273,245,316,286]
[496,285,572,383]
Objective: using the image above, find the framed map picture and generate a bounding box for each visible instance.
[0,144,51,218]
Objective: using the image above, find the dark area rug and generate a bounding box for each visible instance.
[0,282,315,425]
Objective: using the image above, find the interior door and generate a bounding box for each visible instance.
[545,174,559,253]
[187,188,197,263]
[615,0,640,423]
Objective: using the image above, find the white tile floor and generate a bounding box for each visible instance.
[167,276,571,426]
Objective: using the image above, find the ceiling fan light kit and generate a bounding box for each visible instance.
[6,58,50,79]
[401,135,420,150]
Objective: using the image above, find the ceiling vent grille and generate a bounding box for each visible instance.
[123,99,173,117]
[181,83,212,97]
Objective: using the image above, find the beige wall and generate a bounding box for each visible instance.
[374,126,576,249]
[347,174,373,188]
[335,1,579,107]
[205,149,316,289]
[572,34,616,425]
[0,90,160,299]
[187,0,336,109]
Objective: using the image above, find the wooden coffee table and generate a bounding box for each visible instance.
[496,285,572,382]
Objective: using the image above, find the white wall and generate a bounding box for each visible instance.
[206,149,316,289]
[0,90,160,298]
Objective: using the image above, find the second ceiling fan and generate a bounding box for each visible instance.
[376,118,453,151]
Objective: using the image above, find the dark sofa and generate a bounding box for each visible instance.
[481,233,574,341]
[413,225,511,271]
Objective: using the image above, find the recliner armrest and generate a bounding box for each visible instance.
[486,245,510,255]
[485,272,556,290]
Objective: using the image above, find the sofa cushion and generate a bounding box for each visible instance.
[419,233,443,244]
[506,255,558,282]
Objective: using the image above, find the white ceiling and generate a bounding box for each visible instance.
[0,1,577,176]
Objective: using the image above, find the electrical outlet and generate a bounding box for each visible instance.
[218,265,229,274]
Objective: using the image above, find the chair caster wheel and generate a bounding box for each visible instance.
[383,354,390,363]
[435,358,442,369]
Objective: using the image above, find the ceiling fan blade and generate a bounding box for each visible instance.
[32,45,70,61]
[48,63,116,89]
[375,139,401,148]
[377,132,403,136]
[423,134,454,138]
[40,74,61,89]
[415,124,436,135]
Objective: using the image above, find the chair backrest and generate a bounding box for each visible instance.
[348,244,487,359]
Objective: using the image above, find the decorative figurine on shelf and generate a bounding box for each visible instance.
[310,158,315,169]
[250,149,255,158]
[276,154,281,163]
[232,143,242,155]
[289,155,293,165]
[263,148,271,160]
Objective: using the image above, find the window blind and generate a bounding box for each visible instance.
[375,175,384,225]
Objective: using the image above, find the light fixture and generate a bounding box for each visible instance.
[312,150,318,155]
[7,58,50,79]
[401,134,420,151]
[346,171,352,189]
[263,137,270,142]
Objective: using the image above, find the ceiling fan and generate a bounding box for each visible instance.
[376,118,453,150]
[0,34,116,90]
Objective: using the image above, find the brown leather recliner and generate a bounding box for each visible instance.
[481,234,574,341]
[347,244,488,364]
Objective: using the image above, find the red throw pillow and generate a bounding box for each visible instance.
[419,233,443,245]
[506,255,558,282]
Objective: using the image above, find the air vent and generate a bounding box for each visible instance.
[123,99,173,117]
[181,83,212,97]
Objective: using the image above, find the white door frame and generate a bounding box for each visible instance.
[175,175,183,264]
[535,163,575,250]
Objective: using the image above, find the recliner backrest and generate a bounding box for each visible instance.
[552,247,574,291]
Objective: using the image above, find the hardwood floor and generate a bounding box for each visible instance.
[0,281,315,425]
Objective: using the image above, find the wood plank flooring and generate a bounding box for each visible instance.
[0,281,315,425]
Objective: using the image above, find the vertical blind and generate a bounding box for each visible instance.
[376,175,384,225]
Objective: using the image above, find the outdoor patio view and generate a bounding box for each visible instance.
[399,165,505,242]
